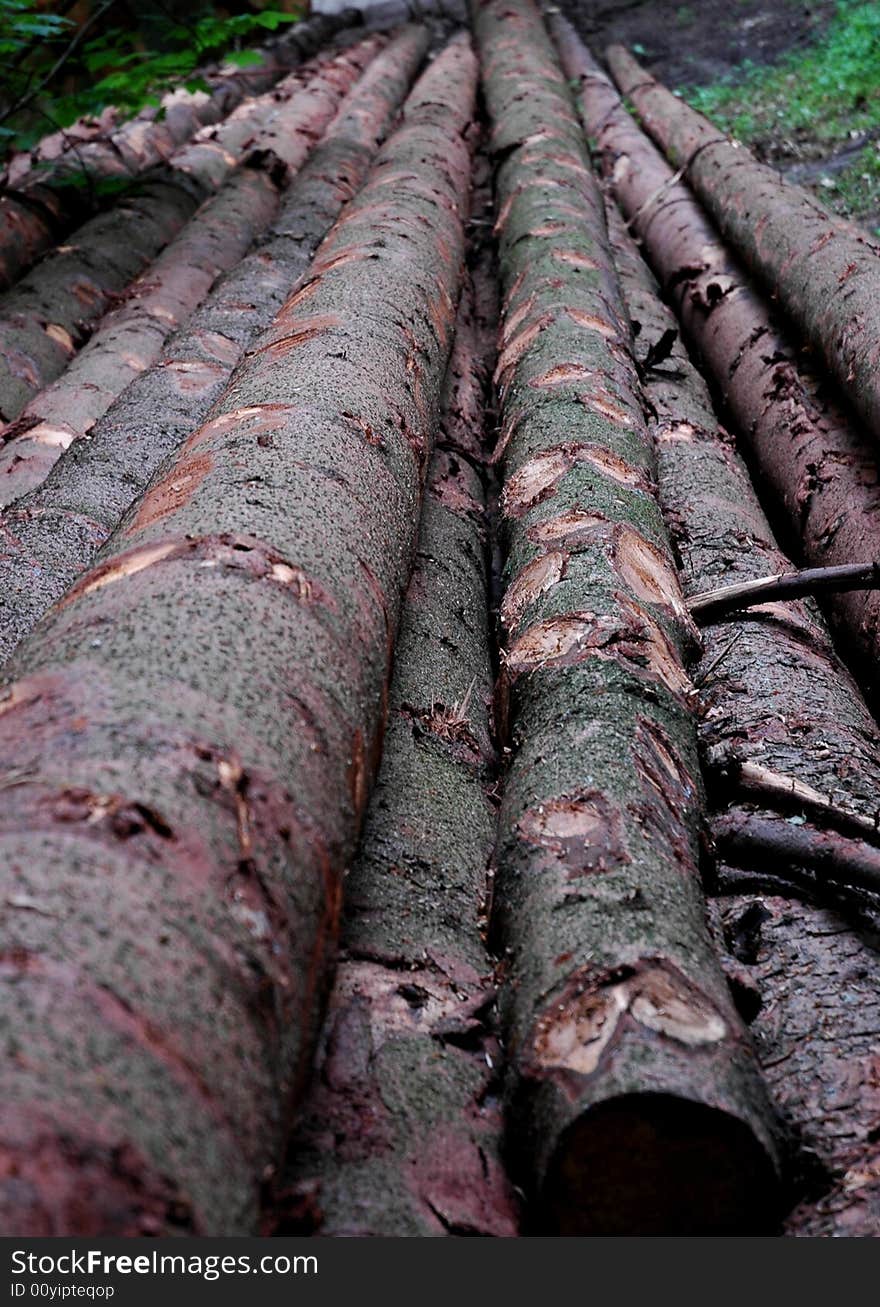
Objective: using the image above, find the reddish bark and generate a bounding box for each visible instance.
[605,43,880,448]
[559,26,880,702]
[0,30,475,1238]
[281,233,517,1236]
[473,0,778,1236]
[0,9,361,292]
[0,38,384,506]
[0,27,429,668]
[0,39,382,424]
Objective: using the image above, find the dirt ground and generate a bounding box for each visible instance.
[558,0,836,87]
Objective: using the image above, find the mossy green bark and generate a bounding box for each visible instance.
[474,0,778,1235]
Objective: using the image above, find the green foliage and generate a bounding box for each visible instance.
[682,1,880,149]
[0,2,305,151]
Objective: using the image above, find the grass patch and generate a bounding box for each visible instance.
[681,1,880,153]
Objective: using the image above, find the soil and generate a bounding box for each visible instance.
[559,0,836,87]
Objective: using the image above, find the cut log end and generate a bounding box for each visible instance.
[542,1093,779,1236]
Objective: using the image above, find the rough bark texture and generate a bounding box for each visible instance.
[602,185,880,880]
[280,225,518,1237]
[562,29,880,703]
[0,10,361,293]
[0,32,475,1237]
[0,170,279,508]
[0,38,383,507]
[0,39,380,424]
[474,0,778,1236]
[0,27,428,668]
[605,43,880,448]
[709,895,880,1236]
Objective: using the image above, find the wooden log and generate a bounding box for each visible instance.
[605,42,880,448]
[472,0,779,1236]
[0,37,384,506]
[557,22,880,703]
[0,31,476,1236]
[0,26,429,667]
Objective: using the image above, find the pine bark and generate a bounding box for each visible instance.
[0,31,475,1237]
[605,43,880,447]
[0,9,361,292]
[0,27,429,668]
[0,38,383,506]
[0,39,381,424]
[560,27,880,701]
[281,233,518,1237]
[473,0,778,1236]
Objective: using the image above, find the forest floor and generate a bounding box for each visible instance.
[561,0,880,231]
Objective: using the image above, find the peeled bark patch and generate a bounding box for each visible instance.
[0,28,428,668]
[474,0,778,1235]
[606,43,880,448]
[0,33,475,1237]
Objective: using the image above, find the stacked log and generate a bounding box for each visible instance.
[472,0,778,1235]
[0,26,429,667]
[0,30,475,1236]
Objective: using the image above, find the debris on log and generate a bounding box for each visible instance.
[0,37,384,506]
[0,9,362,293]
[0,31,475,1236]
[280,221,518,1236]
[473,0,779,1236]
[559,26,880,702]
[0,26,429,667]
[605,43,880,448]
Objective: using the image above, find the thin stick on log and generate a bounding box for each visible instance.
[0,36,384,507]
[605,43,880,448]
[553,20,880,704]
[473,0,779,1237]
[0,26,430,668]
[0,9,361,291]
[714,811,880,898]
[688,563,880,623]
[0,33,476,1236]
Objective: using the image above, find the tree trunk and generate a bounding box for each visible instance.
[0,38,384,507]
[0,26,429,668]
[472,0,779,1236]
[0,32,475,1237]
[560,26,880,703]
[280,230,518,1237]
[605,43,880,449]
[0,9,362,292]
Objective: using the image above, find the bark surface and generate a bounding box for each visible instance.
[605,43,880,447]
[281,229,518,1236]
[603,186,880,888]
[0,27,428,668]
[560,28,880,701]
[0,39,380,424]
[709,895,880,1236]
[0,9,360,292]
[0,33,475,1237]
[473,0,778,1236]
[0,38,383,506]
